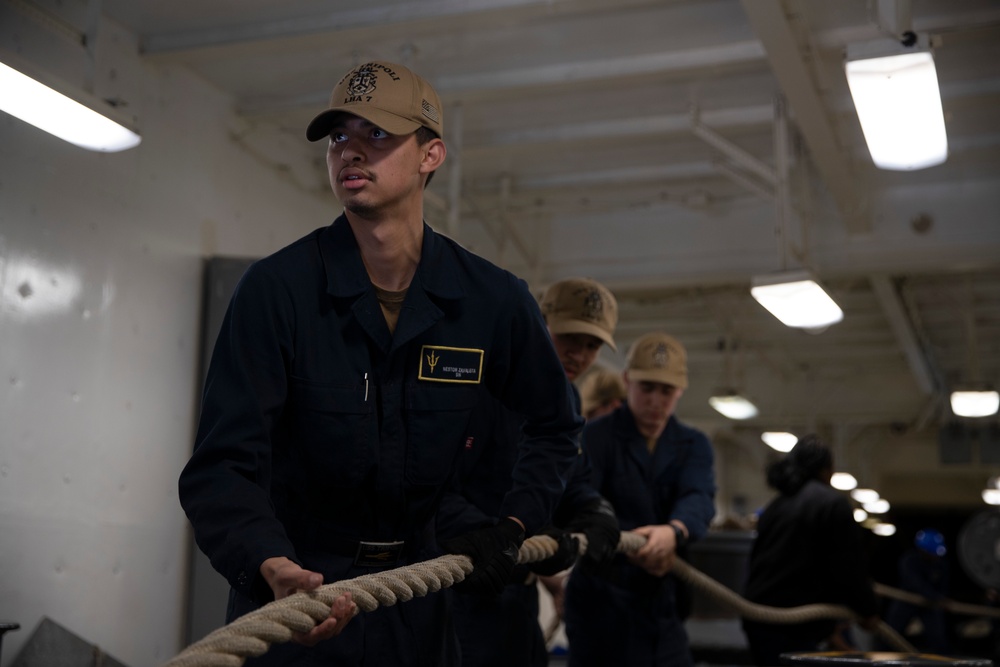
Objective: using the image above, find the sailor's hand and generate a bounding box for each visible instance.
[442,517,525,595]
[260,556,357,645]
[627,525,676,577]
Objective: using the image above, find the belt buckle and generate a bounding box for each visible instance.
[354,540,404,567]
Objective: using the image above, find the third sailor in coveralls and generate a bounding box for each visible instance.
[564,332,716,667]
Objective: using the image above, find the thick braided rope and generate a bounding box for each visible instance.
[162,537,566,667]
[615,532,915,652]
[161,555,475,667]
[873,582,1000,619]
[164,531,925,666]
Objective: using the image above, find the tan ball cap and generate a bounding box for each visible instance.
[306,61,443,140]
[540,277,618,351]
[625,332,688,389]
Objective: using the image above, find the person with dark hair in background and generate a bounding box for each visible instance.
[884,528,951,654]
[437,277,622,667]
[564,332,717,667]
[178,60,583,667]
[741,435,880,666]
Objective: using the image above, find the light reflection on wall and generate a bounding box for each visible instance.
[0,256,83,318]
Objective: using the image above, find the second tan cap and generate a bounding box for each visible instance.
[540,277,618,351]
[625,332,688,389]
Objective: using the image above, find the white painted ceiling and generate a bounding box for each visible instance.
[7,0,1000,502]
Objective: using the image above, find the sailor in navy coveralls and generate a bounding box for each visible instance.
[437,278,623,667]
[179,61,582,666]
[564,332,716,667]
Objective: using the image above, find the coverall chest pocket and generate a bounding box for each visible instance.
[287,379,373,488]
[405,383,479,486]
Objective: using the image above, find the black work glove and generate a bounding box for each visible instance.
[565,497,619,576]
[528,526,580,576]
[442,517,525,595]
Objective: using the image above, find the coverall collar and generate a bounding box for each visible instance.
[615,404,691,479]
[319,215,466,353]
[320,214,465,300]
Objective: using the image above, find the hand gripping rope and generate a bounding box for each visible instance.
[163,530,1000,666]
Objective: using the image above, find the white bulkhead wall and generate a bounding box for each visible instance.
[0,17,334,667]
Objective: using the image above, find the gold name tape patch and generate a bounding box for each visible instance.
[419,345,484,384]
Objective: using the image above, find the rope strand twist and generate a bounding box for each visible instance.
[164,530,991,666]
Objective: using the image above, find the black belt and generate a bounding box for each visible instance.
[353,540,406,567]
[326,533,427,568]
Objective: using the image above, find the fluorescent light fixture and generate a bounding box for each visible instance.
[851,488,880,504]
[983,489,1000,506]
[751,270,843,331]
[709,393,759,420]
[863,498,890,514]
[873,523,897,537]
[0,54,141,152]
[761,431,797,452]
[845,37,947,171]
[831,472,858,491]
[854,509,868,523]
[950,390,1000,418]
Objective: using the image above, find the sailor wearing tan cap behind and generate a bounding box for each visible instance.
[564,332,717,667]
[541,277,618,381]
[437,277,621,667]
[179,61,584,667]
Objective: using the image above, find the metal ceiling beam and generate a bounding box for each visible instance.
[506,161,718,190]
[446,103,464,238]
[237,42,768,115]
[874,0,912,39]
[870,274,939,395]
[142,0,570,54]
[437,41,766,95]
[713,161,774,202]
[482,104,774,146]
[496,174,537,269]
[141,0,668,56]
[815,6,1000,50]
[739,0,871,234]
[691,108,776,187]
[4,0,85,45]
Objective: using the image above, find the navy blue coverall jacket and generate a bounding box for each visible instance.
[436,385,601,667]
[178,216,583,666]
[564,404,716,667]
[437,385,599,536]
